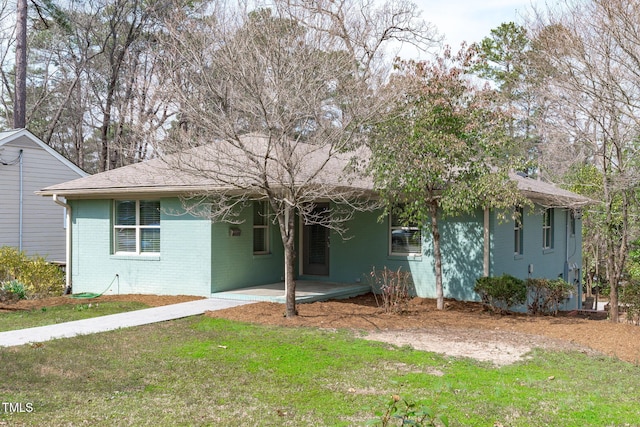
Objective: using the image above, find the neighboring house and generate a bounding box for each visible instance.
[0,129,87,262]
[38,136,591,308]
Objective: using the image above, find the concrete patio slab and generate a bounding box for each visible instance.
[212,280,371,303]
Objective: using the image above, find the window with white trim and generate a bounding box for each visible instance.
[114,200,160,254]
[542,208,554,250]
[389,210,422,256]
[514,207,524,255]
[253,201,270,254]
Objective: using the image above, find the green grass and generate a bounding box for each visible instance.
[0,301,149,332]
[1,316,639,426]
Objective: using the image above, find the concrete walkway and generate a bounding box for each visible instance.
[0,298,253,348]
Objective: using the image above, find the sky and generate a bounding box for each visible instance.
[404,0,544,58]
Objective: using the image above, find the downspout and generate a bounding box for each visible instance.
[18,149,23,251]
[53,194,72,293]
[483,207,490,277]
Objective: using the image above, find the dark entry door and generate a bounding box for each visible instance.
[303,203,330,276]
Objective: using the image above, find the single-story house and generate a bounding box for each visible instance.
[38,135,591,308]
[0,129,87,262]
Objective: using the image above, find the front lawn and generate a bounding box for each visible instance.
[1,316,638,426]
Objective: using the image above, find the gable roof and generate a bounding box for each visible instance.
[0,128,88,177]
[37,134,592,208]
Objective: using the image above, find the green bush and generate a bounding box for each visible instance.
[526,278,573,316]
[474,274,526,314]
[620,280,640,325]
[0,246,64,299]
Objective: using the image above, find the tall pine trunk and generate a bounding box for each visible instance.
[14,0,27,128]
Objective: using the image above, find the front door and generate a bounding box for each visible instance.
[302,203,330,276]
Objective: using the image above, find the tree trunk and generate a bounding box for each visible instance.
[430,201,444,310]
[284,236,297,317]
[14,0,27,129]
[280,203,297,318]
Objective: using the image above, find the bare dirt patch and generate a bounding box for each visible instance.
[205,293,640,365]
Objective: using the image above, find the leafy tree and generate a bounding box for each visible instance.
[369,46,528,310]
[472,22,540,169]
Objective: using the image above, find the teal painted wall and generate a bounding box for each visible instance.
[312,208,484,300]
[209,204,285,292]
[491,205,582,310]
[70,198,213,296]
[68,197,583,305]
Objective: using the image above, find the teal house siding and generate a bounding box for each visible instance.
[70,198,213,297]
[491,205,582,310]
[433,211,484,301]
[67,196,582,307]
[209,204,285,292]
[315,208,484,301]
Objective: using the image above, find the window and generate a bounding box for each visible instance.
[514,207,524,256]
[569,210,576,237]
[114,200,160,254]
[253,201,270,254]
[390,210,422,255]
[542,208,554,250]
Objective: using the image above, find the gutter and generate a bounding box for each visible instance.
[52,194,72,293]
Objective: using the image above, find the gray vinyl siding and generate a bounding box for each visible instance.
[0,135,85,262]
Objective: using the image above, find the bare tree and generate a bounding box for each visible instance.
[158,1,437,317]
[16,0,176,172]
[530,0,640,321]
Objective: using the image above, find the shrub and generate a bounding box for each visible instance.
[473,274,526,314]
[0,280,27,302]
[368,266,413,314]
[526,278,573,316]
[0,246,64,299]
[2,280,27,299]
[620,280,640,325]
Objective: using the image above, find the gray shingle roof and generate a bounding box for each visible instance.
[38,134,593,208]
[510,172,593,208]
[38,135,372,197]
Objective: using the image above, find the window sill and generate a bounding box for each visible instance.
[514,254,523,260]
[542,248,554,255]
[111,254,161,261]
[253,252,272,259]
[388,254,422,261]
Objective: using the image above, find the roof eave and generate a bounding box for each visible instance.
[37,185,236,199]
[521,190,596,209]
